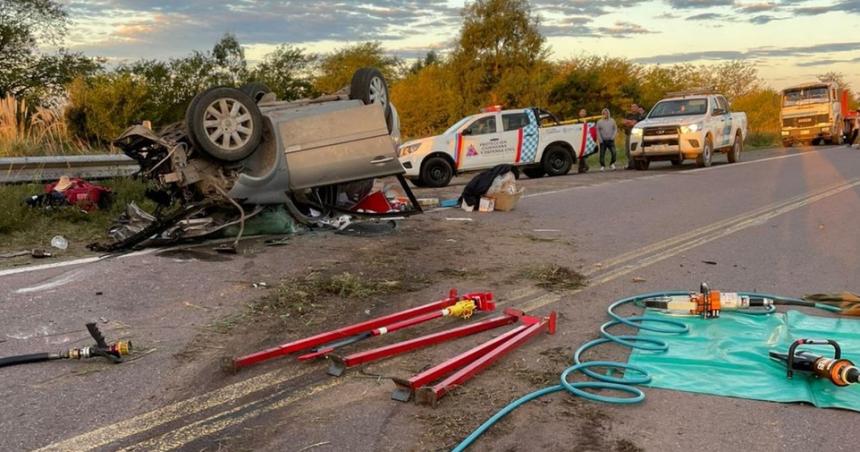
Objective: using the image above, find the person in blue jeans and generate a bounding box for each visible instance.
[596,108,618,171]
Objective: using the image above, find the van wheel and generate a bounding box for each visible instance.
[727,133,742,163]
[420,157,454,187]
[696,137,713,167]
[522,167,545,178]
[542,145,573,176]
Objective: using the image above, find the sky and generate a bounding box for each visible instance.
[59,0,860,91]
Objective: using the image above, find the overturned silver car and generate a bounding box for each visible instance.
[92,68,420,251]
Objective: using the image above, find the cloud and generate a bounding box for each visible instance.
[793,4,833,14]
[686,12,727,19]
[633,41,860,64]
[795,56,860,66]
[596,21,655,37]
[665,0,734,8]
[735,2,779,12]
[749,14,783,23]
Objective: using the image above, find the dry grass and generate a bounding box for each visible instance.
[0,95,94,157]
[522,264,587,291]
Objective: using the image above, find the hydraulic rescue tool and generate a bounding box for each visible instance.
[0,323,132,368]
[770,339,860,387]
[232,289,495,370]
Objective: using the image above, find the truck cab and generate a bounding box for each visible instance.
[780,82,843,146]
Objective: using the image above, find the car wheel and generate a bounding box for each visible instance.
[522,167,545,178]
[420,157,454,187]
[727,133,742,163]
[350,68,393,133]
[542,145,573,176]
[696,137,713,168]
[186,87,263,162]
[633,159,650,170]
[240,82,272,103]
[409,177,427,188]
[670,156,683,167]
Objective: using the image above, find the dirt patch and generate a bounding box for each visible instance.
[521,264,587,291]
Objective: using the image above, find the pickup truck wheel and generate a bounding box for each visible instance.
[670,156,683,167]
[696,138,713,168]
[420,157,454,187]
[727,134,742,163]
[409,177,427,188]
[350,68,393,133]
[186,87,263,162]
[522,167,545,178]
[782,139,792,148]
[633,159,650,170]
[542,145,573,176]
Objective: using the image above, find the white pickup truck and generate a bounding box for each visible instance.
[398,107,597,187]
[630,92,747,169]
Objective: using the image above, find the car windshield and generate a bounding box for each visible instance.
[649,99,708,118]
[783,87,829,106]
[444,116,474,135]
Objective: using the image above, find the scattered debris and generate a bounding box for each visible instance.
[702,260,718,265]
[0,323,131,368]
[26,176,112,212]
[446,217,473,222]
[50,235,69,250]
[0,251,29,259]
[533,229,561,233]
[523,264,587,291]
[252,282,268,289]
[633,276,646,283]
[31,249,52,259]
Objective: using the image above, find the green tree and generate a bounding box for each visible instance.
[211,33,248,86]
[65,74,150,143]
[408,51,440,75]
[250,45,315,100]
[391,63,459,139]
[549,56,640,119]
[314,42,401,94]
[0,0,100,100]
[450,0,549,115]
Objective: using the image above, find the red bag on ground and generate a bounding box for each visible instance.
[45,177,112,211]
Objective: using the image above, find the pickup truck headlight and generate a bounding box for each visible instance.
[398,143,421,157]
[631,128,643,138]
[681,123,701,134]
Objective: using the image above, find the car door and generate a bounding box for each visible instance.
[500,111,530,164]
[708,96,726,148]
[716,96,733,147]
[457,114,501,170]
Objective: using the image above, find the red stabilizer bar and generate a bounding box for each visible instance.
[391,324,529,401]
[327,313,518,376]
[414,311,556,407]
[235,288,461,369]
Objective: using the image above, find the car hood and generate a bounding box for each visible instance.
[639,115,705,127]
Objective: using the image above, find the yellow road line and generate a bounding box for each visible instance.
[118,379,342,452]
[35,366,318,452]
[585,180,853,276]
[38,178,860,451]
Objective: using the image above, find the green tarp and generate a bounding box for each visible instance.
[627,310,860,411]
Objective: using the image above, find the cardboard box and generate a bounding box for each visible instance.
[491,187,524,211]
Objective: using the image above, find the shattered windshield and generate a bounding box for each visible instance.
[649,99,708,118]
[783,86,829,106]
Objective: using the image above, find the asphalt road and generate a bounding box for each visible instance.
[1,144,858,451]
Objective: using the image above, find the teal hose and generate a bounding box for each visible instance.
[451,290,842,452]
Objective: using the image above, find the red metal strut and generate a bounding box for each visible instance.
[232,289,494,370]
[326,311,520,376]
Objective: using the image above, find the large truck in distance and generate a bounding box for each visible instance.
[780,81,845,146]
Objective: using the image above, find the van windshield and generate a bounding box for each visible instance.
[783,87,829,106]
[649,99,708,118]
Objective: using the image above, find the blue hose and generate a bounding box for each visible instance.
[451,290,842,451]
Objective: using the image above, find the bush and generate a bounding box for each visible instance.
[66,75,150,143]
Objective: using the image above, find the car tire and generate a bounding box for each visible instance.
[240,82,272,103]
[670,156,683,167]
[350,68,393,133]
[522,167,545,178]
[419,156,454,188]
[186,87,263,162]
[409,177,427,188]
[727,133,742,163]
[633,159,650,170]
[696,137,713,168]
[542,145,573,176]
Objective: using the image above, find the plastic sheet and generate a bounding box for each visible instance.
[628,310,860,411]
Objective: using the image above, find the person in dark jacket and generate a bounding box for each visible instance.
[622,103,644,169]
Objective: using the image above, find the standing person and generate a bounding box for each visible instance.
[622,103,643,169]
[596,108,618,171]
[577,109,590,173]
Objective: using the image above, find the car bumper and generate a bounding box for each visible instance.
[631,133,703,159]
[398,155,421,177]
[781,127,831,142]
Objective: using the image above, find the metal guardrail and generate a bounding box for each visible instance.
[0,154,139,183]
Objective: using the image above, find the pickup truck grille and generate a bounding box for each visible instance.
[643,126,680,136]
[783,114,829,128]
